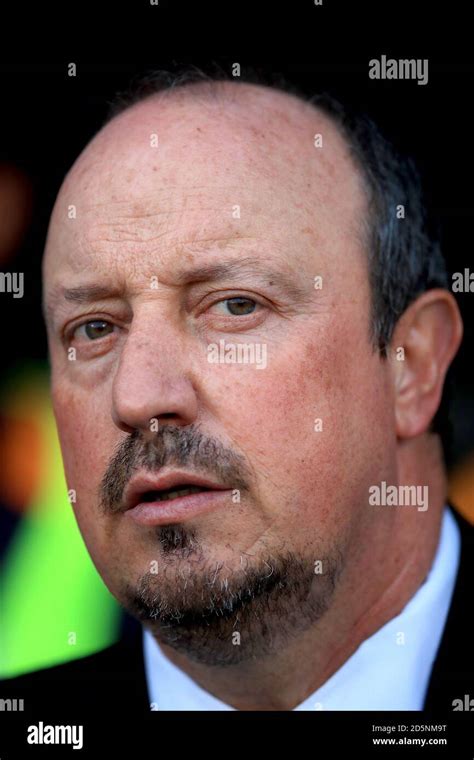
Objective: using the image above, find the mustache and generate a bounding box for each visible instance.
[99,425,253,515]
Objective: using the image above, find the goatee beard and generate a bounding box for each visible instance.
[122,534,343,666]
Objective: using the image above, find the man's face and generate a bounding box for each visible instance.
[43,85,396,664]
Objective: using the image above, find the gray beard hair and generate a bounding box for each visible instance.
[122,524,344,666]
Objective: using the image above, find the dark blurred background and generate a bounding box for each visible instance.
[1,60,473,676]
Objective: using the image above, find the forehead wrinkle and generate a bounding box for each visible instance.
[86,221,255,247]
[78,233,259,273]
[78,193,267,254]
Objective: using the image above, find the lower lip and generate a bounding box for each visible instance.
[125,489,234,526]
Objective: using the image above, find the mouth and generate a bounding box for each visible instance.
[138,484,214,503]
[123,470,233,525]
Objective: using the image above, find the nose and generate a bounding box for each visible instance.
[111,319,199,436]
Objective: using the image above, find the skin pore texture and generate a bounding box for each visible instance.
[42,81,463,710]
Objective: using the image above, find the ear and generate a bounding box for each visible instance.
[389,289,463,440]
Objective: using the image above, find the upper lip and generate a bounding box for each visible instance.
[123,469,231,511]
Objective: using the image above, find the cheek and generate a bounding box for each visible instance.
[52,380,117,517]
[205,325,394,540]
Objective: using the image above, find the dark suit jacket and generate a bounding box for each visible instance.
[2,506,472,714]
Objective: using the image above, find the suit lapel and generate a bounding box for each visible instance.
[423,504,474,710]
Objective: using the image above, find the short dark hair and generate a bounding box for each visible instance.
[105,63,454,457]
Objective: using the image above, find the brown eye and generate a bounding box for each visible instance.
[81,320,114,340]
[222,297,257,316]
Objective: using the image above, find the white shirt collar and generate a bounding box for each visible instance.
[143,507,460,710]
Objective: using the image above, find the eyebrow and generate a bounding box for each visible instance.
[44,256,310,326]
[174,256,309,300]
[43,284,122,327]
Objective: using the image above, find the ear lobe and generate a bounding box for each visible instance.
[390,289,463,440]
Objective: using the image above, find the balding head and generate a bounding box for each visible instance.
[45,79,367,285]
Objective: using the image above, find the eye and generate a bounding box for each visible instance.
[74,319,114,341]
[213,297,258,316]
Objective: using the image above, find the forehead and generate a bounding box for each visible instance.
[43,85,367,287]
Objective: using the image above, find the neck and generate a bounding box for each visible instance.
[155,435,447,710]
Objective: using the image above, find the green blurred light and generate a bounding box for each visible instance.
[0,369,121,677]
